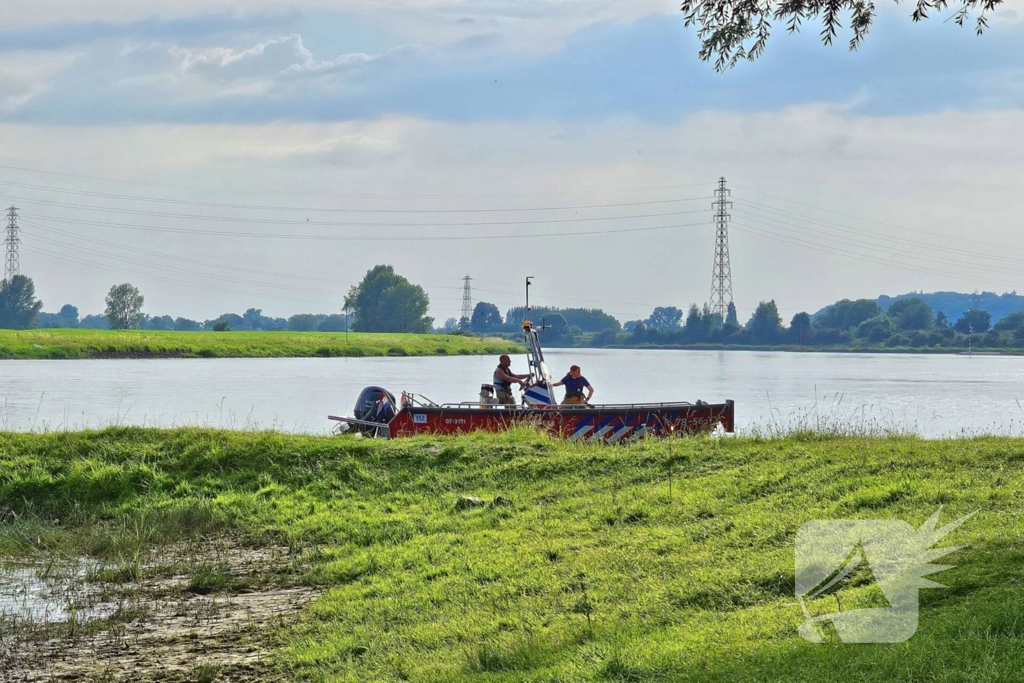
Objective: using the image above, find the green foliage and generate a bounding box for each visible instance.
[505,306,621,333]
[955,308,992,334]
[855,315,894,343]
[346,265,433,333]
[318,314,349,332]
[726,301,738,326]
[104,283,144,330]
[211,321,230,332]
[0,275,43,329]
[470,302,503,333]
[646,306,684,331]
[994,311,1024,332]
[887,297,934,332]
[0,329,520,359]
[815,298,881,331]
[1,429,1021,681]
[680,0,997,72]
[287,313,320,332]
[747,300,782,343]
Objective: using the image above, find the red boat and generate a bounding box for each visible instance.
[330,283,735,441]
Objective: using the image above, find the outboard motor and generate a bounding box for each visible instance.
[353,386,397,431]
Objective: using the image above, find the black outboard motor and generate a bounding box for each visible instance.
[353,386,398,427]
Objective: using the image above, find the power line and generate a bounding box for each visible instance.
[0,179,710,214]
[0,162,714,199]
[731,184,1024,255]
[7,197,707,228]
[22,213,712,241]
[731,207,1024,279]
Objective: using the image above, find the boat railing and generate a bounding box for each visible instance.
[407,400,707,411]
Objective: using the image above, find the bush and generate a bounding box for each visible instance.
[212,321,230,332]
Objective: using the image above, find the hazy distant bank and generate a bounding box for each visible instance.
[0,329,521,360]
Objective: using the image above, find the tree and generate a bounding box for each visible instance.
[38,305,80,329]
[789,312,811,344]
[344,265,432,333]
[815,299,881,331]
[443,317,459,333]
[318,314,349,332]
[471,302,503,333]
[288,314,320,331]
[243,308,265,330]
[174,317,202,331]
[935,311,949,329]
[680,0,998,72]
[80,314,110,330]
[726,301,738,327]
[646,306,684,332]
[57,304,79,328]
[955,308,991,334]
[856,315,895,343]
[105,283,144,330]
[147,315,175,331]
[542,313,575,346]
[887,297,933,332]
[212,321,230,332]
[994,311,1024,332]
[207,313,244,331]
[747,300,782,344]
[0,275,43,329]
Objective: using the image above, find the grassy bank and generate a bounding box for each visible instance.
[0,329,520,359]
[2,429,1023,681]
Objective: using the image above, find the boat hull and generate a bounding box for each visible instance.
[333,400,734,441]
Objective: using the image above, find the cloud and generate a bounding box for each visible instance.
[0,51,81,110]
[3,5,1024,125]
[3,107,1024,320]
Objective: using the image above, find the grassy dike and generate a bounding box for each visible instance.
[2,429,1023,681]
[0,329,520,359]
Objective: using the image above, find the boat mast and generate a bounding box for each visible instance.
[521,277,555,405]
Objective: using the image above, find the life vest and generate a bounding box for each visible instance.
[493,365,513,390]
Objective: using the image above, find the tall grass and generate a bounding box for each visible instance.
[0,329,520,360]
[2,427,1024,680]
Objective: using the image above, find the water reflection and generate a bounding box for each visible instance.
[1,350,1024,437]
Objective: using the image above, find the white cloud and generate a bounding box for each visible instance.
[0,51,80,110]
[2,107,1024,320]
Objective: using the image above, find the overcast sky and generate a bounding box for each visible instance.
[3,0,1024,324]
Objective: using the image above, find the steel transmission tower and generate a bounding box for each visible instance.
[709,177,733,324]
[4,206,19,281]
[461,275,474,321]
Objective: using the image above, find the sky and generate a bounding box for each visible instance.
[3,0,1024,324]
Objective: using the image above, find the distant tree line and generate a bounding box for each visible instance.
[7,264,1024,351]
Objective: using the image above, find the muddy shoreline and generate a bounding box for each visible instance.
[1,540,319,682]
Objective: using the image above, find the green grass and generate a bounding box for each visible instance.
[0,329,520,359]
[2,428,1023,681]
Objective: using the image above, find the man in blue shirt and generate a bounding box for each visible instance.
[553,364,595,405]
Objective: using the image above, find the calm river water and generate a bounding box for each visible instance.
[2,349,1023,437]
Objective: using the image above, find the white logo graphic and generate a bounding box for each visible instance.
[795,508,973,643]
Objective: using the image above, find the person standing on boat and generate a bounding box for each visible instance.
[493,354,529,406]
[553,365,594,405]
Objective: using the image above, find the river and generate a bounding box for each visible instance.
[2,349,1023,437]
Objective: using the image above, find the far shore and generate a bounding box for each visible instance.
[0,329,522,360]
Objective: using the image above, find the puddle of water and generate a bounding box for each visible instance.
[0,558,116,624]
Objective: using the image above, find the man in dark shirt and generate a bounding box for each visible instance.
[553,365,594,405]
[493,354,529,405]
